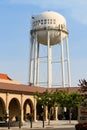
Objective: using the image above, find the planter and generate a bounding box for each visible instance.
[75,123,87,130]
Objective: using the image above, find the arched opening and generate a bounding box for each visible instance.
[0,97,6,121]
[9,98,21,121]
[23,99,34,121]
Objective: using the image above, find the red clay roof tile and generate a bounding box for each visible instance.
[0,82,80,94]
[0,74,12,80]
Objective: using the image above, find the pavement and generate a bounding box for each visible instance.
[0,120,78,130]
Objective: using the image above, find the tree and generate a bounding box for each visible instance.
[55,90,68,107]
[55,90,82,123]
[78,79,87,92]
[35,90,82,124]
[35,90,53,126]
[66,92,82,123]
[78,79,87,107]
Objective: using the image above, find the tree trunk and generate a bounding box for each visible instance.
[69,108,72,124]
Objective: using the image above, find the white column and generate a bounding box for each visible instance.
[21,94,24,123]
[29,36,33,85]
[33,33,37,85]
[60,32,65,87]
[36,42,40,85]
[6,93,9,115]
[47,31,52,88]
[45,106,48,121]
[66,36,71,87]
[33,97,37,122]
[54,107,58,120]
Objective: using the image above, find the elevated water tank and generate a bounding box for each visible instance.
[31,11,67,45]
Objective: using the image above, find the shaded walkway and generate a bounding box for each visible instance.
[0,120,77,130]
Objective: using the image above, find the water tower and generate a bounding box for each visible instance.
[29,11,71,88]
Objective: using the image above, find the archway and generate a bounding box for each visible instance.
[0,97,6,121]
[23,99,34,121]
[9,98,21,121]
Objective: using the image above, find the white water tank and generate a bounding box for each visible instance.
[31,11,67,45]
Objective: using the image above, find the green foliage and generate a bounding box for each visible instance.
[66,92,82,108]
[56,90,82,108]
[35,89,82,123]
[35,90,55,107]
[55,90,68,107]
[0,113,8,121]
[35,90,82,109]
[78,79,87,92]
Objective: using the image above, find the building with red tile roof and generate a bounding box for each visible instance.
[0,73,20,84]
[0,73,80,123]
[0,73,12,80]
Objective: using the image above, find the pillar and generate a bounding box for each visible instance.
[66,36,71,87]
[44,106,48,121]
[29,36,33,85]
[47,31,52,88]
[33,97,37,121]
[33,33,38,85]
[6,92,9,115]
[36,42,40,85]
[21,94,24,122]
[60,31,65,87]
[54,107,58,120]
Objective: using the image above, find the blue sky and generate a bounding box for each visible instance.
[0,0,87,86]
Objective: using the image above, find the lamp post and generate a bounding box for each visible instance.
[42,105,45,128]
[30,113,33,128]
[19,117,21,129]
[47,98,52,125]
[6,114,10,129]
[26,113,33,128]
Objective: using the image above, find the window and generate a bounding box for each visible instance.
[41,20,43,24]
[53,19,56,24]
[48,19,50,24]
[44,19,47,24]
[50,19,52,24]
